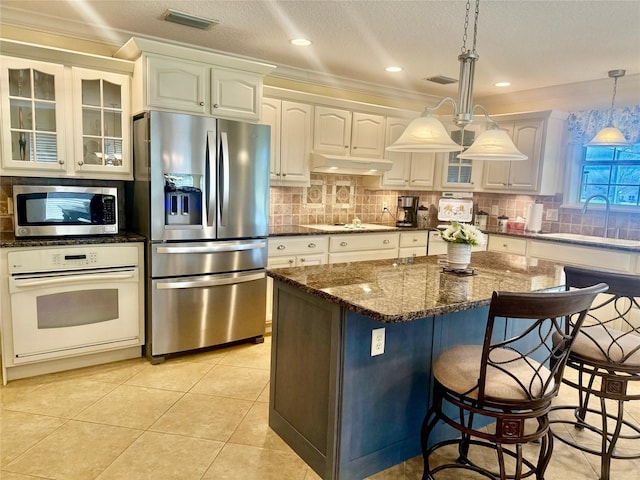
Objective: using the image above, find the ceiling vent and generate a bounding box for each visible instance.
[424,75,458,85]
[163,9,219,30]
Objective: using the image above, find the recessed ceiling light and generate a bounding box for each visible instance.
[494,81,511,87]
[291,38,312,46]
[385,66,403,73]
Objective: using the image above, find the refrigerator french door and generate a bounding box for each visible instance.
[130,111,270,360]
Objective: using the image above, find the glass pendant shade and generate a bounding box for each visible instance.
[457,128,528,161]
[386,115,464,153]
[585,127,631,147]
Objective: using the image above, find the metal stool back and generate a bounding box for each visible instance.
[421,283,607,480]
[550,266,640,480]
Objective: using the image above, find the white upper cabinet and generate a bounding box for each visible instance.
[481,111,567,194]
[364,116,435,190]
[71,67,131,177]
[262,98,312,186]
[435,122,484,191]
[0,50,133,179]
[145,55,208,114]
[117,38,275,122]
[313,106,385,157]
[0,57,67,175]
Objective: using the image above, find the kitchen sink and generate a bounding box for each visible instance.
[538,232,640,247]
[300,223,398,232]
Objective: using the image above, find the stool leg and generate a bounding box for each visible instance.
[420,408,439,480]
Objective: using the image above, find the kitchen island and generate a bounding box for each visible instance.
[267,251,565,480]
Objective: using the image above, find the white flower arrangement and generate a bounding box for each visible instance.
[440,221,487,246]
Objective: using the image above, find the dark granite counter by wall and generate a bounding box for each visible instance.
[0,232,146,248]
[268,251,564,323]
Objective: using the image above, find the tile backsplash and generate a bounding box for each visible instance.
[2,174,639,241]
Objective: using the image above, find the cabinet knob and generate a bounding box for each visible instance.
[340,241,348,247]
[300,258,306,263]
[413,238,418,242]
[199,101,205,106]
[77,160,83,166]
[288,259,294,264]
[503,244,508,248]
[282,173,287,177]
[345,145,349,149]
[58,159,65,165]
[277,245,286,250]
[383,239,390,244]
[308,243,316,248]
[213,103,219,108]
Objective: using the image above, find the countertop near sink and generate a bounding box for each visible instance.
[0,232,146,248]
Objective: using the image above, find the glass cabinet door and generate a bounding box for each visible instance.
[0,57,66,172]
[72,68,130,176]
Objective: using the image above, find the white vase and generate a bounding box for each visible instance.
[447,243,472,270]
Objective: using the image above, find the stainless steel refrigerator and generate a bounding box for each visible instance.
[128,110,270,362]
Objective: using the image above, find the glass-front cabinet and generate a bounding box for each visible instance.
[0,57,66,173]
[72,68,130,176]
[0,56,131,179]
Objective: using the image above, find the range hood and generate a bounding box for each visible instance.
[310,153,393,176]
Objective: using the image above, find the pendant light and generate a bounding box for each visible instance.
[387,0,527,161]
[585,69,631,147]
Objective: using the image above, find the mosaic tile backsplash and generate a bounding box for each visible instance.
[2,174,639,241]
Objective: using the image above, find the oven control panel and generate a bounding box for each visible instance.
[8,245,139,275]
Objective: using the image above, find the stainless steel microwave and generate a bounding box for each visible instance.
[13,185,118,237]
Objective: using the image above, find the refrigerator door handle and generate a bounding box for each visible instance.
[206,130,216,227]
[219,131,230,226]
[156,271,265,290]
[155,241,266,254]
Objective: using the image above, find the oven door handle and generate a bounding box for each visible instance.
[156,241,266,254]
[13,271,136,288]
[157,271,265,290]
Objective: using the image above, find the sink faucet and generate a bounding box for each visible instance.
[582,194,610,238]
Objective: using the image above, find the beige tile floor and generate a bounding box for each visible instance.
[1,336,638,479]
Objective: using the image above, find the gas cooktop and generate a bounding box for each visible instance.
[300,223,398,232]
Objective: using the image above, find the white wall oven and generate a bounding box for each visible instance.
[6,244,142,365]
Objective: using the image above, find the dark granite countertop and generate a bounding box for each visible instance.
[269,224,640,252]
[268,251,564,323]
[0,232,146,248]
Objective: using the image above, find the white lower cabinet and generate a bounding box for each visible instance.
[266,236,329,323]
[527,239,635,273]
[487,235,528,255]
[328,232,400,264]
[399,231,428,257]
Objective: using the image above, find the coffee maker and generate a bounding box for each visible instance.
[396,196,419,227]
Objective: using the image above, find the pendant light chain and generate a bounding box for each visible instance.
[608,75,618,125]
[461,0,480,54]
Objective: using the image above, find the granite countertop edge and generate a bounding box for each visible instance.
[0,232,147,248]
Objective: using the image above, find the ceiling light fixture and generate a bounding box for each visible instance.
[385,66,403,73]
[585,69,631,147]
[163,9,218,30]
[387,0,526,161]
[494,81,511,87]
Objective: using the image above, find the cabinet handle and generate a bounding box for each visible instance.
[58,159,64,165]
[383,239,390,244]
[502,182,508,186]
[340,241,348,246]
[345,145,349,149]
[308,243,316,248]
[413,238,418,242]
[288,259,294,264]
[199,101,205,106]
[277,245,286,250]
[300,258,306,263]
[77,160,83,166]
[282,173,287,177]
[213,103,219,108]
[503,244,508,248]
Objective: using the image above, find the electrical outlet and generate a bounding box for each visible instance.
[371,328,385,356]
[382,201,388,211]
[546,208,559,221]
[491,205,499,216]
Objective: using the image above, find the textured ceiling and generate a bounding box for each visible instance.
[1,0,639,101]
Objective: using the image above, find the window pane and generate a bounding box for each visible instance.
[8,68,32,97]
[82,79,101,106]
[34,102,56,132]
[103,81,121,108]
[33,70,55,101]
[582,165,611,185]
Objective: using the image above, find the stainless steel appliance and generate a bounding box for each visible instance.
[6,244,141,367]
[13,185,118,237]
[129,110,270,361]
[396,196,419,227]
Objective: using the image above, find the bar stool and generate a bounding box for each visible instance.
[550,266,640,480]
[421,284,607,480]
